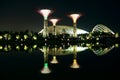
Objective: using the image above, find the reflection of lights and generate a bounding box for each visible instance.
[70,59,80,69]
[0,36,3,39]
[115,44,119,48]
[8,45,11,50]
[33,36,37,40]
[16,46,20,50]
[33,44,37,49]
[16,35,20,39]
[66,46,88,52]
[24,45,28,50]
[41,63,51,74]
[45,38,47,41]
[0,46,3,49]
[50,56,58,64]
[96,42,99,45]
[115,33,119,38]
[96,37,99,40]
[92,45,114,56]
[4,46,8,51]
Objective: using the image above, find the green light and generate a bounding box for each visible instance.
[44,63,48,68]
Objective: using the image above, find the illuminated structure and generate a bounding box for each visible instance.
[91,45,115,56]
[49,18,60,36]
[70,45,80,69]
[50,47,59,64]
[69,14,81,37]
[39,25,89,36]
[37,9,52,37]
[92,24,115,34]
[40,46,51,74]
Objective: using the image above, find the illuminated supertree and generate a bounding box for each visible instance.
[50,46,59,64]
[70,45,80,69]
[37,9,52,37]
[69,14,81,37]
[40,46,51,74]
[49,18,60,36]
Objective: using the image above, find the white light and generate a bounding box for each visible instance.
[69,14,81,23]
[39,9,52,20]
[50,56,58,64]
[70,59,80,69]
[49,19,59,26]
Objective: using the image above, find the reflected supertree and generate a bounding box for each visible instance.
[70,45,80,69]
[40,46,51,74]
[90,44,115,56]
[50,46,59,64]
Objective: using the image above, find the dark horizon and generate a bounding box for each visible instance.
[0,0,120,33]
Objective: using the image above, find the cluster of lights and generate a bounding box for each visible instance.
[0,44,37,52]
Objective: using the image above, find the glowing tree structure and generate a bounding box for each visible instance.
[70,45,80,69]
[50,46,59,64]
[69,14,81,37]
[38,9,52,37]
[40,46,51,74]
[49,18,60,36]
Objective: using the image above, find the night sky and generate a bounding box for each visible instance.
[0,0,120,32]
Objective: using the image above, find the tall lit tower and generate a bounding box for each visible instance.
[69,14,81,37]
[38,9,52,37]
[40,46,51,74]
[70,45,80,69]
[49,18,60,36]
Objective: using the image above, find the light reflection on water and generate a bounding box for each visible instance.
[0,42,120,79]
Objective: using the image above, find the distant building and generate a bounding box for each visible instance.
[38,25,89,36]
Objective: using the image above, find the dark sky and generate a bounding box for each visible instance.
[0,0,120,32]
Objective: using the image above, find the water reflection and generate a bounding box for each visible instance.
[40,46,51,74]
[91,45,115,56]
[70,45,80,69]
[0,41,119,74]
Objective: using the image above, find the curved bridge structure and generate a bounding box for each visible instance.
[92,24,115,35]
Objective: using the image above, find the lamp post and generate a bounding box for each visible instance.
[69,14,81,38]
[38,9,52,37]
[40,46,51,74]
[49,18,59,37]
[70,45,80,69]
